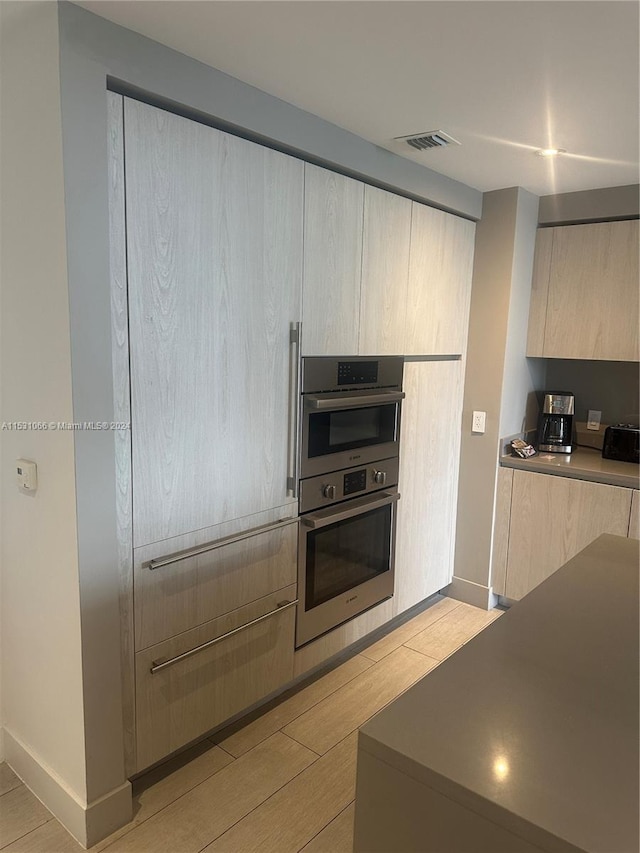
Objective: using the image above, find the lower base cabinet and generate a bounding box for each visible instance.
[503,470,632,600]
[135,584,296,770]
[629,491,640,540]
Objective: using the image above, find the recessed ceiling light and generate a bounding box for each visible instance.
[536,148,566,157]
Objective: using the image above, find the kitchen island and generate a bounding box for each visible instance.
[353,534,639,853]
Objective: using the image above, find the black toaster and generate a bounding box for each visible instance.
[602,424,639,463]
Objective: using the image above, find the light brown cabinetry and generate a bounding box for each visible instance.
[135,584,296,769]
[405,205,475,355]
[394,360,464,611]
[503,470,632,600]
[489,467,514,597]
[629,490,640,540]
[302,164,363,355]
[111,95,477,771]
[134,518,298,650]
[359,186,412,355]
[124,98,303,548]
[132,514,298,771]
[302,172,475,357]
[527,220,639,361]
[113,98,304,772]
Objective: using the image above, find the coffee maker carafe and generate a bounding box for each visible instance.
[538,392,574,453]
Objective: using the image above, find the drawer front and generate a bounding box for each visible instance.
[135,584,296,770]
[135,518,298,649]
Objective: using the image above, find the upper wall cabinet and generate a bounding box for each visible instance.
[124,99,303,547]
[359,186,412,355]
[302,171,476,358]
[302,164,363,355]
[405,204,476,356]
[527,220,639,361]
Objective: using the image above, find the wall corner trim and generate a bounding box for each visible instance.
[3,729,132,848]
[441,577,499,611]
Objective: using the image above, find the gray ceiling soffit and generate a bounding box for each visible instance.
[60,2,482,220]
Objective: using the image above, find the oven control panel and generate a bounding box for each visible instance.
[299,457,400,514]
[343,469,367,496]
[337,361,378,386]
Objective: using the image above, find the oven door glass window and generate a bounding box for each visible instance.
[305,504,392,610]
[307,404,397,459]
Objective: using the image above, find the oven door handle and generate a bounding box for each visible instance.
[301,491,400,529]
[305,390,405,410]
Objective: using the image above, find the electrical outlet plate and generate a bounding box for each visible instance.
[472,411,486,434]
[586,410,602,431]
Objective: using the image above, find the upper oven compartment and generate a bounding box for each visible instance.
[299,357,404,480]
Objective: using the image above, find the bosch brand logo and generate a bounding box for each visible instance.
[346,595,358,604]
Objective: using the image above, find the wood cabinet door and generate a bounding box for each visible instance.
[525,227,554,357]
[505,471,632,600]
[135,585,296,770]
[543,220,639,361]
[124,99,303,547]
[134,518,298,650]
[302,164,363,355]
[393,360,464,612]
[629,490,640,540]
[405,204,475,356]
[359,186,412,355]
[490,467,514,598]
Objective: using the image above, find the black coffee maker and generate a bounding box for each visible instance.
[538,391,574,453]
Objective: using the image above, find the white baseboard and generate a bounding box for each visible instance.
[441,576,499,611]
[4,729,131,848]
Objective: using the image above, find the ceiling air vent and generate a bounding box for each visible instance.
[395,130,461,151]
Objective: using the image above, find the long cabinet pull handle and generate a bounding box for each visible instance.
[305,390,405,410]
[150,599,299,674]
[301,491,401,529]
[147,517,298,571]
[287,321,302,498]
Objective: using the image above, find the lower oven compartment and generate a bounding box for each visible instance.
[296,489,399,647]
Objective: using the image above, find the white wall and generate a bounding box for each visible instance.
[453,188,543,595]
[0,0,87,799]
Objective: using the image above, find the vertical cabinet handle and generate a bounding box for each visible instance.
[287,321,302,498]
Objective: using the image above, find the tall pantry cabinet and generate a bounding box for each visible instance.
[110,94,302,771]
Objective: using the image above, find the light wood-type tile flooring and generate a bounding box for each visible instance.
[0,597,502,853]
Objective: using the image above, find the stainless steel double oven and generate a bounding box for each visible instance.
[294,356,404,647]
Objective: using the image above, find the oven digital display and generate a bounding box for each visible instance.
[337,361,378,385]
[343,469,367,495]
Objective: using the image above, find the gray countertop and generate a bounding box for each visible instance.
[500,445,639,490]
[358,535,640,853]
